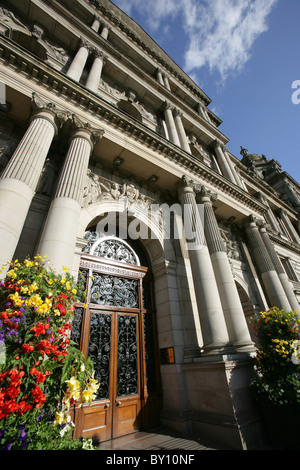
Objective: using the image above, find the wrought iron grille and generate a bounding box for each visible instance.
[88,312,112,400]
[117,315,138,397]
[90,273,139,308]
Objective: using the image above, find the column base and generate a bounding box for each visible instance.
[182,354,267,449]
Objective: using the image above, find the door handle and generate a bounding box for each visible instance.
[116,401,121,406]
[104,403,110,409]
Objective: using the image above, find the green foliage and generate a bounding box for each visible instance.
[250,307,300,405]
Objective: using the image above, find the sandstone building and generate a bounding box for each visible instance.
[0,0,299,449]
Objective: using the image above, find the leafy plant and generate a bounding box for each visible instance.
[250,307,300,405]
[0,256,99,450]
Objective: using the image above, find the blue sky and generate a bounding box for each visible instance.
[111,0,300,183]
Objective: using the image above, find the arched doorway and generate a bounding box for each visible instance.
[71,233,162,442]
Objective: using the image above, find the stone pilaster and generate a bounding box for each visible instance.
[66,37,93,82]
[197,186,255,351]
[245,215,291,311]
[178,176,231,355]
[37,115,104,272]
[0,93,66,271]
[258,221,300,313]
[85,49,107,93]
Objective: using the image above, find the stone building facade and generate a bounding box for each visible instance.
[0,0,299,449]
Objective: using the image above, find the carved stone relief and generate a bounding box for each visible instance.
[220,227,241,261]
[0,7,30,37]
[82,170,155,213]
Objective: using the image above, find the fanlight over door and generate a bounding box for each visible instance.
[71,235,161,442]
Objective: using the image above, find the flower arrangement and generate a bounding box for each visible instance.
[0,256,99,450]
[250,307,300,406]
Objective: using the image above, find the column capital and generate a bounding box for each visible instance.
[195,185,218,204]
[92,47,107,61]
[162,100,174,112]
[31,92,70,134]
[212,139,226,152]
[79,36,94,51]
[70,114,104,147]
[173,107,183,118]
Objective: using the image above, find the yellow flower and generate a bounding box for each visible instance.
[9,292,23,307]
[82,389,94,404]
[6,269,17,279]
[53,411,66,426]
[72,289,77,295]
[24,259,34,267]
[48,279,53,285]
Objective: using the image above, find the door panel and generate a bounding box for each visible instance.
[72,255,161,442]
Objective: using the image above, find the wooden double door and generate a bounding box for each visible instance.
[72,252,161,442]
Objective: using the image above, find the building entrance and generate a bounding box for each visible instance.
[71,235,161,442]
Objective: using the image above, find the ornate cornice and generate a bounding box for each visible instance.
[0,35,267,215]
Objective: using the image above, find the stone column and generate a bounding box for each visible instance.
[279,209,300,244]
[163,102,181,147]
[223,146,244,189]
[163,73,171,91]
[213,141,236,184]
[173,109,191,153]
[66,37,92,82]
[91,16,101,32]
[156,68,164,86]
[178,176,231,355]
[100,22,111,39]
[37,116,104,272]
[245,215,291,311]
[197,187,255,352]
[0,93,64,271]
[85,49,107,93]
[258,221,300,313]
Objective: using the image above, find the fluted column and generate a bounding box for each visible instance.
[223,146,244,188]
[279,209,300,244]
[173,109,191,153]
[197,187,255,352]
[0,93,63,272]
[85,49,107,93]
[37,116,104,272]
[178,176,230,355]
[213,141,236,184]
[163,102,180,147]
[245,215,291,311]
[66,37,92,82]
[258,221,299,313]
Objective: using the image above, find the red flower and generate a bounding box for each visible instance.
[31,386,46,408]
[22,343,34,353]
[30,322,50,337]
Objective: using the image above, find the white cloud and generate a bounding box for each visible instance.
[112,0,278,81]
